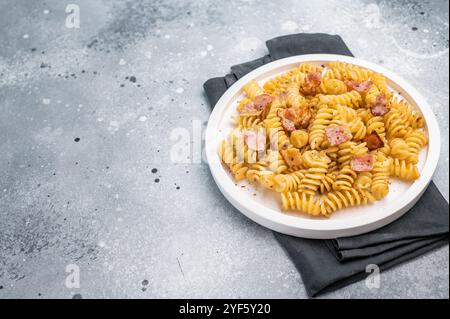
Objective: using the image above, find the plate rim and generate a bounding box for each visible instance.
[205,54,441,239]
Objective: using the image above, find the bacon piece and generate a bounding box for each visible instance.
[254,94,272,111]
[281,148,303,167]
[370,94,389,116]
[244,131,266,151]
[375,94,387,105]
[371,103,390,116]
[296,107,312,129]
[351,154,375,172]
[325,126,351,146]
[364,131,385,151]
[239,102,262,116]
[301,71,322,95]
[283,108,297,121]
[345,80,373,93]
[281,117,296,133]
[307,71,322,86]
[279,107,312,130]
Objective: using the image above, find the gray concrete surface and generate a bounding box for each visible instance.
[0,0,448,299]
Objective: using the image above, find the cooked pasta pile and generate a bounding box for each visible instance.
[218,61,428,217]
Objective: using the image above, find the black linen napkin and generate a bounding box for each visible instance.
[203,33,449,297]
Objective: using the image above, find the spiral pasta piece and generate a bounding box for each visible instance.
[371,152,390,200]
[286,82,306,108]
[390,96,424,129]
[290,129,309,148]
[317,79,348,95]
[229,129,259,164]
[218,140,248,181]
[367,115,390,155]
[259,172,277,190]
[364,83,381,107]
[327,160,339,173]
[333,165,358,191]
[264,116,291,151]
[336,141,367,168]
[405,129,428,164]
[389,158,420,181]
[263,73,291,97]
[281,192,327,216]
[366,116,386,137]
[371,72,392,100]
[324,188,376,215]
[319,173,336,194]
[328,61,374,81]
[384,109,409,139]
[319,91,363,108]
[333,104,357,123]
[246,161,269,183]
[308,106,336,149]
[273,170,306,192]
[348,117,367,141]
[232,115,262,129]
[267,150,288,174]
[389,138,411,160]
[266,94,287,120]
[236,97,253,112]
[243,80,264,99]
[297,63,323,74]
[264,95,290,150]
[354,172,372,189]
[298,150,330,195]
[356,107,372,124]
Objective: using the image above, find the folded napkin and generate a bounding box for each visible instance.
[203,33,449,297]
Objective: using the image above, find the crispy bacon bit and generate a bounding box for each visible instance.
[370,94,390,116]
[351,154,375,172]
[284,108,297,121]
[254,94,272,111]
[375,94,387,105]
[364,131,385,151]
[239,102,262,116]
[278,107,312,131]
[281,148,303,167]
[307,71,322,86]
[301,71,322,95]
[345,80,373,93]
[325,126,351,146]
[296,107,312,129]
[243,131,266,151]
[281,117,296,133]
[371,103,390,116]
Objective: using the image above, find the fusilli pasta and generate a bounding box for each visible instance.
[219,60,428,217]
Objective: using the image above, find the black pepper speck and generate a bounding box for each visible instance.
[74,137,80,142]
[154,178,160,183]
[151,168,158,173]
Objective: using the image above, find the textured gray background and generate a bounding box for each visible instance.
[0,0,448,299]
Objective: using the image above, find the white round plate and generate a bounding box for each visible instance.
[205,54,440,239]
